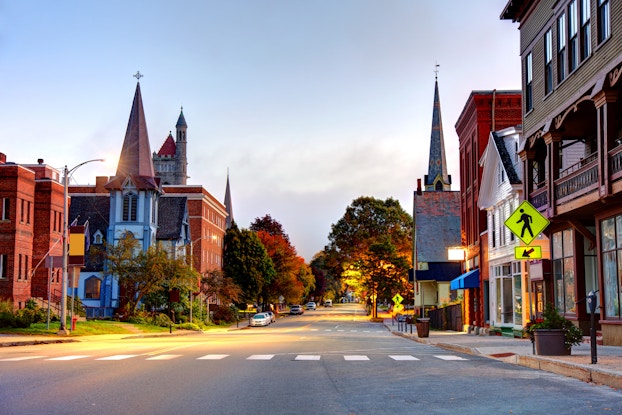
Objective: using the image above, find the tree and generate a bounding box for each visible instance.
[360,237,410,318]
[106,233,198,317]
[251,215,315,305]
[222,222,275,306]
[200,270,242,305]
[324,196,413,304]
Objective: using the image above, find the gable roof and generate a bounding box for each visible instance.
[156,196,188,240]
[67,195,110,271]
[414,191,461,262]
[157,133,176,157]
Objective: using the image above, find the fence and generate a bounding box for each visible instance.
[428,304,463,331]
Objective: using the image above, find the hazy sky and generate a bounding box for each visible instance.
[0,1,521,261]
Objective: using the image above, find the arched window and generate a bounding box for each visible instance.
[84,276,101,299]
[123,192,137,221]
[435,181,443,191]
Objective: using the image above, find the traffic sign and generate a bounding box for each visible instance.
[505,201,550,245]
[392,293,403,304]
[514,246,542,260]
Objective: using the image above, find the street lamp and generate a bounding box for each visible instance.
[58,158,104,334]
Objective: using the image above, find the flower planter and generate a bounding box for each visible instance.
[533,329,571,355]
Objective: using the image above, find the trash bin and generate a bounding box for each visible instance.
[415,318,430,338]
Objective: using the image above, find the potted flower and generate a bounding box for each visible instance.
[523,303,584,355]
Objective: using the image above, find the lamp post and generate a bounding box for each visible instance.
[189,237,205,324]
[58,158,104,334]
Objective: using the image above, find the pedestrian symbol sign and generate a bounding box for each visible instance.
[392,293,403,305]
[505,201,550,245]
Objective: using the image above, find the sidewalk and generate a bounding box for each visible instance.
[384,317,622,390]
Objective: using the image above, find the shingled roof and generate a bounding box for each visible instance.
[157,133,176,157]
[68,195,110,272]
[156,196,188,240]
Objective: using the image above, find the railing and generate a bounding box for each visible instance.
[85,307,115,319]
[609,145,622,180]
[31,285,62,315]
[555,160,598,204]
[529,186,548,210]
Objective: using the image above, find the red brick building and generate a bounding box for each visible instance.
[455,91,522,329]
[0,154,64,310]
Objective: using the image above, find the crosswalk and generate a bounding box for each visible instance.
[0,353,468,362]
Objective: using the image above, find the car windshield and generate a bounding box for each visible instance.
[253,315,265,319]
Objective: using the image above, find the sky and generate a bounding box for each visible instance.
[0,1,521,261]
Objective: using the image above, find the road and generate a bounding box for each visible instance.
[1,303,621,414]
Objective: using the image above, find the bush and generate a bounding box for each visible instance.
[13,309,34,328]
[211,305,237,324]
[0,311,16,328]
[177,322,201,331]
[152,313,173,327]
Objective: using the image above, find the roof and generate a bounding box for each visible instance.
[156,196,188,240]
[414,191,461,262]
[106,82,159,191]
[425,79,451,189]
[157,133,176,157]
[415,262,462,282]
[67,195,110,271]
[176,108,187,128]
[500,0,530,22]
[224,172,233,229]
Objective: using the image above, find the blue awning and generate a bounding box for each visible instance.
[450,269,480,290]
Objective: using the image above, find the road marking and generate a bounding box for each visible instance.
[247,354,274,360]
[0,356,46,361]
[434,355,468,361]
[344,355,369,361]
[295,355,321,360]
[47,355,90,361]
[96,355,137,361]
[389,355,420,361]
[197,354,229,360]
[146,354,182,361]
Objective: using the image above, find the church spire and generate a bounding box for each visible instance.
[224,170,233,229]
[424,67,451,191]
[107,77,159,190]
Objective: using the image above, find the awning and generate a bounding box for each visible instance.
[450,269,480,290]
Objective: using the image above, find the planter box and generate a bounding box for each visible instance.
[415,318,430,338]
[534,329,571,356]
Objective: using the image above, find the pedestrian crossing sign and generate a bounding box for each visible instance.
[514,245,543,260]
[392,293,403,305]
[505,201,550,245]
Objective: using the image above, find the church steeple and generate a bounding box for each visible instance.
[106,76,159,190]
[224,170,233,229]
[424,69,451,191]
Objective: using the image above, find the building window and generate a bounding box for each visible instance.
[545,28,553,94]
[569,0,578,72]
[601,215,622,319]
[0,254,7,279]
[598,0,610,43]
[558,13,567,83]
[525,52,533,112]
[123,192,137,222]
[553,229,576,314]
[1,198,9,220]
[580,0,591,60]
[84,276,101,299]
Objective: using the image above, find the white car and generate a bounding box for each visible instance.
[265,311,276,323]
[250,313,271,327]
[306,302,316,310]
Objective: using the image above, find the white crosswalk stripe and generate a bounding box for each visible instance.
[434,355,468,361]
[295,355,321,360]
[389,355,420,361]
[96,355,138,361]
[47,355,90,361]
[246,354,274,360]
[197,354,229,360]
[0,356,46,361]
[344,355,369,361]
[146,354,182,361]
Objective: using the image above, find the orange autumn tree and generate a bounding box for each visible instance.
[251,215,315,306]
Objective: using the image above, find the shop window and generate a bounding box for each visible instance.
[601,215,622,318]
[553,229,576,314]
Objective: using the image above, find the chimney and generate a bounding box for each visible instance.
[417,178,422,195]
[95,176,109,193]
[38,158,44,164]
[0,153,6,165]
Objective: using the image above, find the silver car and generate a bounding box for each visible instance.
[250,313,271,327]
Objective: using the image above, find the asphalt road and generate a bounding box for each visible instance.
[1,304,621,415]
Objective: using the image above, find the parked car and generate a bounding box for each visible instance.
[289,305,304,315]
[265,311,276,323]
[250,313,271,327]
[324,300,332,307]
[306,302,316,310]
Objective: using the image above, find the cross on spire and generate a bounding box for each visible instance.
[434,63,440,80]
[134,71,143,81]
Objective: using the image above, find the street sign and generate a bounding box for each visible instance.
[514,246,543,260]
[392,293,403,304]
[505,200,550,245]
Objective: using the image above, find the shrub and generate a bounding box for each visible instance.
[177,322,201,331]
[13,309,34,328]
[0,311,16,328]
[152,313,173,327]
[211,305,236,324]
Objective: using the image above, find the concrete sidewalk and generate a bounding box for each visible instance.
[384,317,622,390]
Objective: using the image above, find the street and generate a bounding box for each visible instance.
[1,303,621,415]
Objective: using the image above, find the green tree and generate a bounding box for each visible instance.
[106,234,198,317]
[324,196,413,304]
[223,222,276,306]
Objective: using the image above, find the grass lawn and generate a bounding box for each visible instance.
[0,320,170,336]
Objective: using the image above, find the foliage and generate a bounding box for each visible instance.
[323,197,413,301]
[251,215,315,305]
[0,300,47,328]
[223,222,276,305]
[152,313,174,327]
[200,270,242,305]
[177,322,201,331]
[523,303,584,348]
[105,233,199,317]
[211,304,238,324]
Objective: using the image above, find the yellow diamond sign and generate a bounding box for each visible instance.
[392,293,403,305]
[505,201,550,245]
